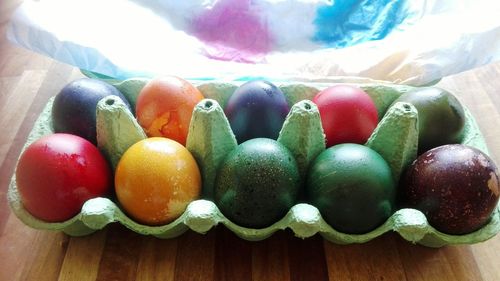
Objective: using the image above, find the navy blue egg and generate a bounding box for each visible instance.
[224,80,290,143]
[52,78,131,144]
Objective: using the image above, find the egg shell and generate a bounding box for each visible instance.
[400,144,500,235]
[306,143,396,234]
[224,80,290,143]
[135,76,205,146]
[312,85,379,146]
[392,87,466,153]
[51,78,131,144]
[214,138,301,229]
[7,77,500,247]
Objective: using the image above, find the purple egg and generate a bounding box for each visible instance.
[400,144,500,235]
[52,78,131,144]
[224,80,290,143]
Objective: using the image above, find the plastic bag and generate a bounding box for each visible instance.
[7,0,500,85]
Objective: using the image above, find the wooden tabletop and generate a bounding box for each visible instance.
[2,4,500,281]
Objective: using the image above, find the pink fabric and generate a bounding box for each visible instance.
[192,0,271,63]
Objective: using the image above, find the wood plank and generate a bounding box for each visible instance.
[0,215,67,281]
[0,44,53,78]
[402,243,487,281]
[0,70,47,166]
[440,245,483,281]
[58,230,107,281]
[323,239,352,281]
[324,233,407,281]
[287,233,329,281]
[214,227,252,281]
[174,230,216,281]
[94,225,142,281]
[251,231,291,281]
[471,63,500,115]
[135,236,178,281]
[470,234,500,281]
[18,231,69,281]
[0,76,21,102]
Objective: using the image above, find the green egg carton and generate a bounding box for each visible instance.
[7,78,500,248]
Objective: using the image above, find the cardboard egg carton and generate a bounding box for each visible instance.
[7,78,500,247]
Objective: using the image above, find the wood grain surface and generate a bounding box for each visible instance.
[2,2,500,280]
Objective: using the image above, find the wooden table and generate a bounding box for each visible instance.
[2,4,500,281]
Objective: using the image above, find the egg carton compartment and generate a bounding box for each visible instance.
[7,79,500,248]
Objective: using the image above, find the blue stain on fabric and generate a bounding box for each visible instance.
[234,76,270,82]
[313,0,411,48]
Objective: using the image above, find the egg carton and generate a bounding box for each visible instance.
[7,78,500,248]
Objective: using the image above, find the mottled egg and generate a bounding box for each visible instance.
[224,80,290,143]
[400,144,500,235]
[214,138,300,228]
[136,76,204,146]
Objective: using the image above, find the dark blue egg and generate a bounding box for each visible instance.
[224,80,290,143]
[52,78,131,144]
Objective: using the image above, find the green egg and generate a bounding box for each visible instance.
[391,87,465,153]
[306,144,396,234]
[214,138,301,228]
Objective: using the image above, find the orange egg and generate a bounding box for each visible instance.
[136,76,204,146]
[115,137,202,225]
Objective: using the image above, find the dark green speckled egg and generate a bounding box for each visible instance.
[214,138,300,228]
[306,144,396,234]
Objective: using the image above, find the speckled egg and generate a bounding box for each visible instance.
[214,138,300,228]
[400,144,500,235]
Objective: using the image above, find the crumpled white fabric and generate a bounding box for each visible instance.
[7,0,500,85]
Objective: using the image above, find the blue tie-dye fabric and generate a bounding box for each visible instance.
[313,0,411,48]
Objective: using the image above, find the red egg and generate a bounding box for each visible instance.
[15,133,112,222]
[312,85,378,147]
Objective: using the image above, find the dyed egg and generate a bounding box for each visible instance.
[115,138,202,225]
[312,85,378,147]
[136,76,204,146]
[224,80,290,143]
[400,144,500,235]
[16,133,112,222]
[392,87,465,153]
[52,78,131,144]
[214,138,300,228]
[306,144,395,234]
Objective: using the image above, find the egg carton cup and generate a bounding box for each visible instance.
[8,78,500,248]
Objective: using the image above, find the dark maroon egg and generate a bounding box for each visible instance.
[400,144,500,235]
